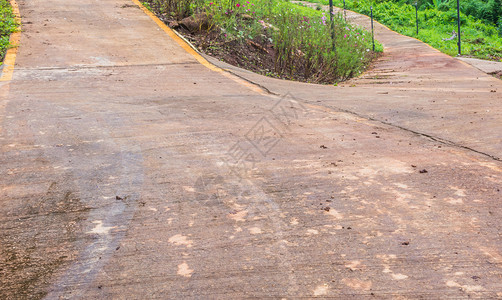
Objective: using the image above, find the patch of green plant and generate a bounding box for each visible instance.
[196,0,381,82]
[149,0,205,19]
[0,0,17,66]
[308,0,502,61]
[141,1,153,11]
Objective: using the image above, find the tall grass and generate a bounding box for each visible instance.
[151,0,382,83]
[149,0,204,18]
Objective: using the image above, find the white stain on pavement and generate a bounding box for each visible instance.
[446,280,483,292]
[345,260,362,271]
[177,262,193,278]
[391,273,409,280]
[228,210,248,222]
[446,197,463,205]
[182,186,195,192]
[313,284,329,296]
[393,183,409,189]
[342,278,372,290]
[450,186,467,197]
[326,208,343,219]
[377,254,409,281]
[306,229,319,235]
[168,234,193,248]
[86,220,114,235]
[249,227,262,234]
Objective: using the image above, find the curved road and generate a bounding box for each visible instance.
[1,0,501,298]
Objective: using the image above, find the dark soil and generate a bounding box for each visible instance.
[176,27,281,80]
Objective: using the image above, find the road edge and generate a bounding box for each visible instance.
[130,0,271,96]
[0,0,21,82]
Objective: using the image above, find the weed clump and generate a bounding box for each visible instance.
[145,0,381,83]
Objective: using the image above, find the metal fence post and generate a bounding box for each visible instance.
[415,2,419,35]
[343,0,346,21]
[329,0,336,53]
[370,6,375,51]
[456,0,461,55]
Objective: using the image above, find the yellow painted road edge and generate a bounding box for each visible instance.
[130,0,269,96]
[0,0,21,82]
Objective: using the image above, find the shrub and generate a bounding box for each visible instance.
[151,0,381,83]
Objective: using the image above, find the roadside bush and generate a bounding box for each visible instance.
[498,17,502,37]
[460,0,501,25]
[150,0,204,19]
[258,1,379,81]
[149,0,382,83]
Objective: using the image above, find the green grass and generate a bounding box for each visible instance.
[0,0,17,66]
[307,0,502,61]
[141,1,153,11]
[213,0,383,81]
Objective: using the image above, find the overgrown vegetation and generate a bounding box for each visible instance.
[0,0,17,66]
[145,0,382,83]
[308,0,502,61]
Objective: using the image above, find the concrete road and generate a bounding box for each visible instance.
[1,0,501,298]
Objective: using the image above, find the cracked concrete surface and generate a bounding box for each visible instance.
[1,0,501,298]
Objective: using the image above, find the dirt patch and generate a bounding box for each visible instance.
[179,27,282,79]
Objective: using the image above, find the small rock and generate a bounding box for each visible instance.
[419,169,428,173]
[169,20,180,29]
[179,13,211,33]
[320,145,328,149]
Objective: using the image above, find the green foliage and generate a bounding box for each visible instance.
[214,0,381,82]
[154,0,381,83]
[457,0,501,25]
[425,0,449,11]
[498,17,502,37]
[150,0,205,19]
[0,0,17,65]
[141,1,153,11]
[310,0,502,61]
